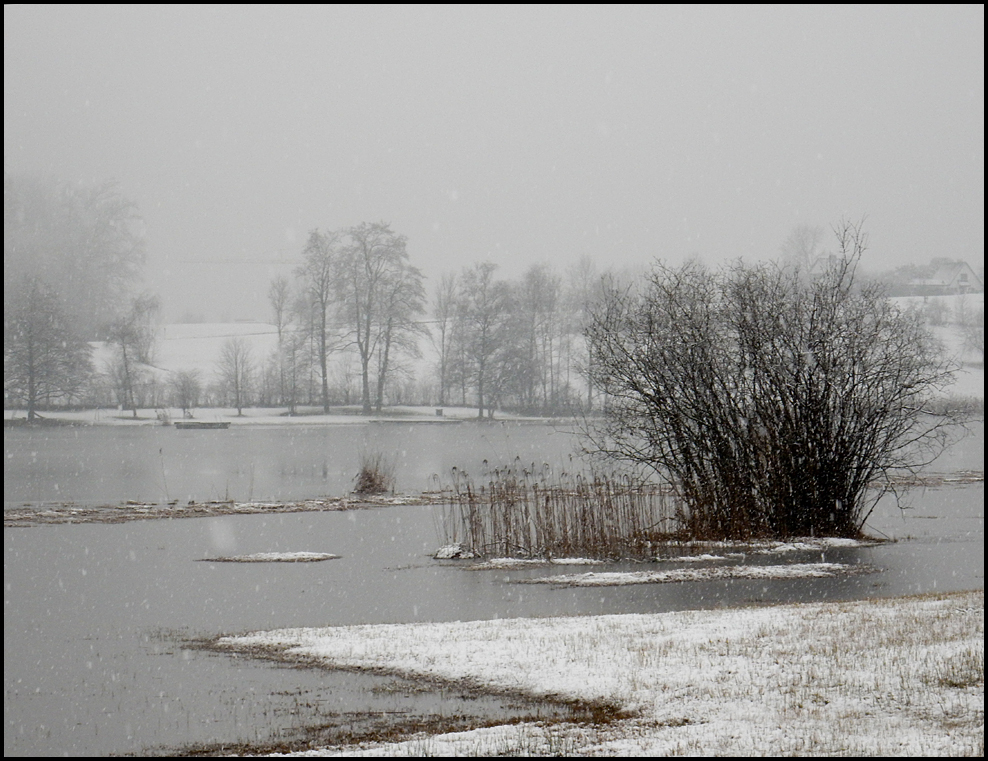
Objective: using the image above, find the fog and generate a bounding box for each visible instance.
[4,5,984,322]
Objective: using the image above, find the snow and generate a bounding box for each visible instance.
[218,589,984,756]
[203,552,340,563]
[519,561,876,587]
[647,537,879,561]
[433,544,476,559]
[462,556,604,569]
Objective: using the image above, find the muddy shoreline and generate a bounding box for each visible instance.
[3,493,448,528]
[148,635,625,757]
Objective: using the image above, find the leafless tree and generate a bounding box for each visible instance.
[170,369,202,418]
[430,271,459,407]
[4,276,93,420]
[373,258,426,411]
[106,292,159,418]
[565,255,604,411]
[267,274,291,404]
[961,306,984,362]
[4,173,146,339]
[457,262,515,419]
[216,336,253,416]
[585,221,956,539]
[296,229,341,413]
[779,222,824,272]
[337,222,424,414]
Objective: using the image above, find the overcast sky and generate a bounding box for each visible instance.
[4,5,984,322]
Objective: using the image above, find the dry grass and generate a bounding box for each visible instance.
[353,452,396,495]
[436,461,682,559]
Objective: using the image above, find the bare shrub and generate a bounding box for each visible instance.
[585,220,957,540]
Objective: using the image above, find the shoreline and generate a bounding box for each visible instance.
[209,589,984,757]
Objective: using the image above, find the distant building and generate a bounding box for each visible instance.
[909,261,983,296]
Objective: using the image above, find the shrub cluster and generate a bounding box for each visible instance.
[584,222,956,539]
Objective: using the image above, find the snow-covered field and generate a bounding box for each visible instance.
[219,589,984,756]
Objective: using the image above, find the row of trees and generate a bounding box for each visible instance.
[428,259,603,417]
[266,221,426,415]
[260,222,610,418]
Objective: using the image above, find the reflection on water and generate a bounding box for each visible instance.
[3,421,983,755]
[4,421,585,506]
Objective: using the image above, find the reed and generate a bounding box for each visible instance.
[437,460,682,559]
[353,451,396,495]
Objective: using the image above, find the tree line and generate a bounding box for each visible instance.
[256,224,607,418]
[3,177,615,419]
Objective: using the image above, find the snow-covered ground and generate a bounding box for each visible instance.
[518,561,876,587]
[219,589,984,756]
[25,403,533,427]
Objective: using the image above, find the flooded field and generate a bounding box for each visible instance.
[4,420,983,755]
[4,420,584,507]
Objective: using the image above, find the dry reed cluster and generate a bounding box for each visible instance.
[353,451,396,495]
[437,461,680,559]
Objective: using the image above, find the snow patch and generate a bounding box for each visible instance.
[465,557,605,570]
[203,552,340,563]
[520,562,875,586]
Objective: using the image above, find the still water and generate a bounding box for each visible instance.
[4,421,984,756]
[4,421,585,506]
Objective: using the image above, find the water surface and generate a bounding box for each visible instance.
[4,421,982,755]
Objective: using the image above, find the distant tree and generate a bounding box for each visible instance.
[779,223,824,272]
[106,292,160,417]
[337,222,424,413]
[217,336,253,416]
[281,294,314,415]
[171,369,202,417]
[457,262,515,419]
[4,173,145,339]
[4,277,93,420]
[430,272,459,407]
[296,230,342,413]
[516,263,563,413]
[267,274,291,405]
[923,297,950,327]
[565,255,603,411]
[961,306,984,362]
[373,258,426,411]
[586,220,956,539]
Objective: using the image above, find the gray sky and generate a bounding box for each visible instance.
[4,4,984,322]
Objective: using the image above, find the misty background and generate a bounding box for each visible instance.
[5,5,983,324]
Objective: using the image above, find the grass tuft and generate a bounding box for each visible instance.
[353,452,396,495]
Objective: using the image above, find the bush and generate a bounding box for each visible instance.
[585,221,957,539]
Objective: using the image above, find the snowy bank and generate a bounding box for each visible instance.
[218,589,984,756]
[518,561,877,587]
